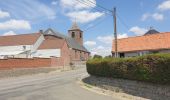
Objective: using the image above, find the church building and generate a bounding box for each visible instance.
[0,22,90,66]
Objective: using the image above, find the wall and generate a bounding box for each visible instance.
[60,41,70,66]
[0,45,32,51]
[122,50,170,57]
[33,49,61,58]
[159,49,170,53]
[0,58,62,70]
[85,76,170,100]
[70,49,89,61]
[68,30,83,46]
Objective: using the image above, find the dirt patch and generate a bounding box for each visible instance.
[82,76,170,100]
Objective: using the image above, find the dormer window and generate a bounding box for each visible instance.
[72,32,75,38]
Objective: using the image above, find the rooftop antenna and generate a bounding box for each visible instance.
[149,26,153,30]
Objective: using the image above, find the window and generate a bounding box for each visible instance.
[80,32,82,38]
[120,53,125,58]
[72,32,75,38]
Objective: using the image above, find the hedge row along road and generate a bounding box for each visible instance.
[87,53,170,84]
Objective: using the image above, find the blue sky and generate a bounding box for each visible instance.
[0,0,170,56]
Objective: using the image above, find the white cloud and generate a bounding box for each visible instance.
[141,13,164,21]
[129,26,147,36]
[90,46,111,57]
[66,10,104,23]
[60,0,96,10]
[97,35,113,44]
[141,13,151,21]
[97,33,128,44]
[158,0,170,11]
[0,0,56,20]
[84,41,96,46]
[60,0,103,23]
[118,33,128,39]
[87,33,128,57]
[2,31,16,36]
[51,1,58,5]
[152,13,164,21]
[0,10,10,18]
[0,19,31,30]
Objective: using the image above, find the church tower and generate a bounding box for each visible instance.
[68,22,83,45]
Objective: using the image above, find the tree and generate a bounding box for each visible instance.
[93,54,102,59]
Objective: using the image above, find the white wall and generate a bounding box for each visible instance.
[123,50,170,57]
[0,45,31,51]
[124,52,139,57]
[159,49,170,53]
[124,51,151,57]
[33,49,61,58]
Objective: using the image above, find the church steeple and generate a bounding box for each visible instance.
[68,22,83,46]
[70,21,80,30]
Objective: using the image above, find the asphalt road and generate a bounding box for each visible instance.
[0,68,118,100]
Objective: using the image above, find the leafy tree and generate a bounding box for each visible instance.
[93,54,102,59]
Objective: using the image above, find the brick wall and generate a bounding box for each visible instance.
[0,58,63,70]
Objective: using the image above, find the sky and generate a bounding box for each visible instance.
[0,0,170,56]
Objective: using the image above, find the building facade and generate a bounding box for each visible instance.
[112,29,170,57]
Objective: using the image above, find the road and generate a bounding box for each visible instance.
[0,68,118,100]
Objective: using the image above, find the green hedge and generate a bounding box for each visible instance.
[86,53,170,84]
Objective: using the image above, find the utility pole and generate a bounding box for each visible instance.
[113,7,118,58]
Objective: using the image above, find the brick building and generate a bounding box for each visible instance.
[0,22,90,68]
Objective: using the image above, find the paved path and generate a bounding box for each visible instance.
[0,68,118,100]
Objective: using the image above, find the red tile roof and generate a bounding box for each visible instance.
[0,33,41,46]
[112,32,170,53]
[38,39,65,50]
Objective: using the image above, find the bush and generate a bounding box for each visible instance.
[86,53,170,84]
[93,54,102,59]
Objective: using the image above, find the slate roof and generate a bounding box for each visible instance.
[43,28,89,52]
[0,33,41,46]
[144,29,160,35]
[38,39,65,50]
[112,32,170,53]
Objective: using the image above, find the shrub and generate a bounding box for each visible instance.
[86,53,170,84]
[93,55,102,59]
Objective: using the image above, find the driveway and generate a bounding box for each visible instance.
[0,68,119,100]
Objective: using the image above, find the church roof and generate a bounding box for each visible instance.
[112,32,170,53]
[43,28,89,52]
[38,39,65,50]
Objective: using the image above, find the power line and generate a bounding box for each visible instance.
[75,0,130,33]
[86,0,112,12]
[116,13,130,30]
[84,15,110,31]
[75,0,112,16]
